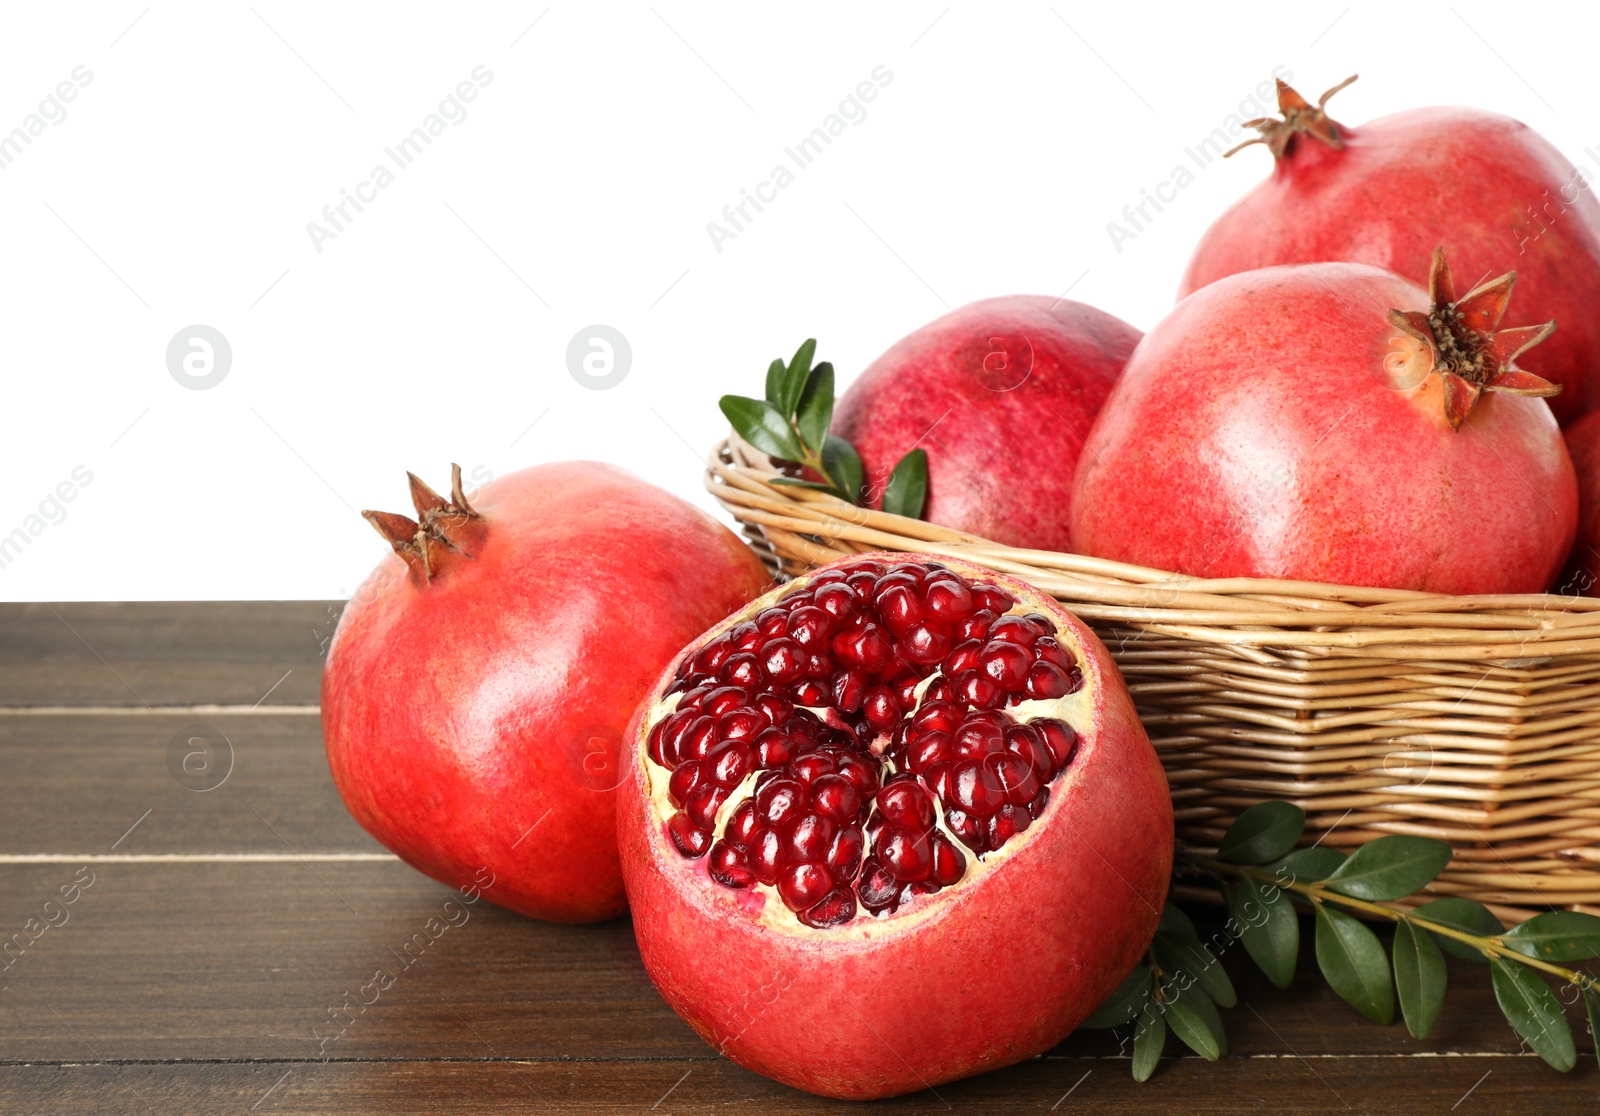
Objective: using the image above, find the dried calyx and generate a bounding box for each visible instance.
[1225,74,1358,159]
[1388,247,1559,430]
[362,464,484,580]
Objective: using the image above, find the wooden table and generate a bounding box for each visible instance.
[3,602,1596,1113]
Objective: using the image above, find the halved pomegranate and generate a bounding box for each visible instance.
[618,553,1171,1099]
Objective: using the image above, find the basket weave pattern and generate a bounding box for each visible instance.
[708,435,1600,920]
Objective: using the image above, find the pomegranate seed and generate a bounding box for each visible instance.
[684,783,729,830]
[786,605,834,650]
[779,863,834,911]
[925,677,954,703]
[912,702,960,735]
[668,812,713,857]
[709,842,755,888]
[832,624,893,672]
[989,751,1039,805]
[729,621,762,651]
[668,760,702,807]
[835,753,881,799]
[891,674,921,709]
[924,577,975,623]
[706,740,754,788]
[799,887,858,928]
[1003,724,1054,778]
[753,727,797,767]
[790,752,837,785]
[826,826,865,877]
[755,607,788,635]
[754,693,793,726]
[906,729,952,773]
[875,583,924,637]
[856,859,900,912]
[1037,720,1078,767]
[971,583,1016,613]
[1034,637,1075,671]
[812,584,857,621]
[875,825,933,882]
[988,802,1031,846]
[647,719,670,768]
[943,807,987,854]
[760,638,806,685]
[1067,667,1084,694]
[680,716,717,762]
[900,881,941,904]
[953,670,1002,709]
[876,780,935,830]
[717,708,765,742]
[900,621,951,666]
[950,758,1005,816]
[942,640,983,677]
[692,634,734,675]
[988,615,1037,647]
[924,761,953,802]
[832,669,867,714]
[1025,661,1071,699]
[756,778,807,825]
[862,685,900,733]
[1028,787,1050,819]
[953,718,1004,759]
[702,687,748,717]
[979,640,1032,690]
[803,652,833,679]
[930,833,966,886]
[811,774,861,823]
[844,570,879,602]
[748,827,783,884]
[726,801,759,848]
[957,609,997,643]
[791,679,828,706]
[783,812,836,863]
[720,653,765,690]
[676,684,714,710]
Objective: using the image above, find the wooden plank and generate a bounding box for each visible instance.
[0,714,375,853]
[0,1051,1588,1114]
[0,602,337,707]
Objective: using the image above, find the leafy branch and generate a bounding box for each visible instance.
[1085,802,1600,1080]
[719,339,929,519]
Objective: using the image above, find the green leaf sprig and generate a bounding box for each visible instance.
[719,339,929,519]
[1085,801,1600,1080]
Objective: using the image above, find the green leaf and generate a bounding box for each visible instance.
[1315,905,1394,1025]
[881,448,928,519]
[720,395,802,461]
[1131,1002,1165,1082]
[1268,846,1347,883]
[787,339,816,400]
[1491,958,1576,1071]
[1217,802,1305,865]
[1503,911,1600,962]
[1161,985,1227,1061]
[1082,964,1151,1029]
[1393,920,1447,1038]
[1584,986,1600,1064]
[795,362,834,451]
[763,357,800,415]
[820,436,864,504]
[1323,835,1452,902]
[1411,898,1503,963]
[1155,932,1236,1009]
[1232,875,1299,989]
[1158,902,1198,940]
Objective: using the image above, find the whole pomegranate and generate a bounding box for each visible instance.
[323,462,770,923]
[1072,251,1577,593]
[831,296,1140,549]
[1180,75,1600,424]
[1559,410,1600,594]
[618,552,1171,1099]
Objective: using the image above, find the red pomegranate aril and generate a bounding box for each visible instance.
[990,752,1040,805]
[760,638,806,685]
[832,669,867,714]
[754,693,794,726]
[826,826,865,877]
[779,863,834,911]
[856,859,900,911]
[1034,638,1075,671]
[680,716,717,762]
[812,584,857,622]
[989,803,1032,846]
[972,584,1015,613]
[953,718,1004,760]
[811,774,861,823]
[900,622,951,666]
[710,842,755,888]
[707,740,754,788]
[930,833,966,886]
[924,761,954,802]
[951,758,1005,816]
[1028,787,1050,819]
[1025,661,1071,700]
[876,583,923,636]
[924,677,954,704]
[912,701,961,735]
[718,708,766,742]
[954,670,1002,709]
[832,624,894,672]
[787,606,835,651]
[693,635,734,676]
[957,609,997,643]
[799,886,858,929]
[757,778,807,826]
[752,727,796,767]
[667,813,713,857]
[721,653,765,690]
[685,783,729,831]
[730,622,762,651]
[748,827,783,884]
[726,801,759,848]
[784,813,836,863]
[906,730,953,773]
[924,578,975,623]
[943,807,986,853]
[862,685,900,733]
[790,753,837,785]
[1003,725,1054,778]
[647,720,670,768]
[703,687,747,717]
[791,679,828,706]
[1036,720,1077,767]
[844,570,879,601]
[988,616,1037,647]
[876,780,935,830]
[980,640,1032,690]
[942,640,982,677]
[891,673,921,710]
[756,607,788,635]
[668,760,703,808]
[875,825,933,882]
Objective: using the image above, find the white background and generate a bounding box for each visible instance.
[1,2,1593,600]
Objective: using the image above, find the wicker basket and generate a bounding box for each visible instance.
[707,434,1600,921]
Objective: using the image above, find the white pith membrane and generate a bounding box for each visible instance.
[638,558,1094,935]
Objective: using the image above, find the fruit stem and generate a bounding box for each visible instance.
[1188,854,1600,991]
[1224,74,1357,160]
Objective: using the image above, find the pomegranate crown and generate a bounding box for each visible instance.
[362,463,483,581]
[1387,247,1559,430]
[1225,74,1358,160]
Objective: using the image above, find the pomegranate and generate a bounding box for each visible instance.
[831,296,1141,549]
[1560,410,1600,594]
[1180,75,1600,424]
[322,462,770,923]
[1072,250,1577,593]
[618,552,1171,1099]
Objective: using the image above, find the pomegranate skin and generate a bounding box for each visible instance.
[1073,263,1578,594]
[1560,410,1600,593]
[832,296,1140,550]
[323,462,770,923]
[1180,106,1600,424]
[618,555,1172,1099]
